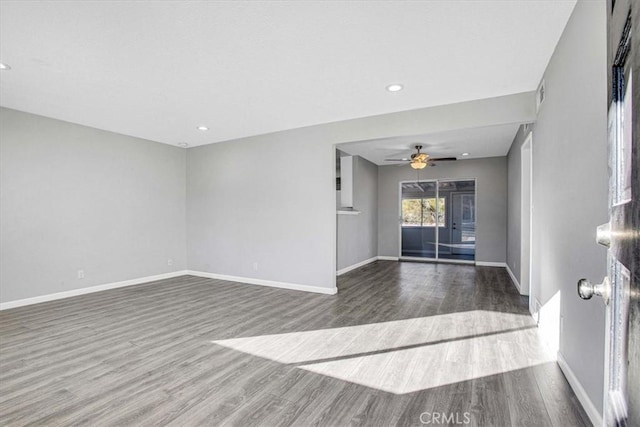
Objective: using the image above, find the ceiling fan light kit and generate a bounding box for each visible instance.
[384,145,456,168]
[410,161,427,170]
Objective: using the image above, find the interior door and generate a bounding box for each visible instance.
[578,2,639,425]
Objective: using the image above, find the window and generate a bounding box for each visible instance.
[402,197,445,227]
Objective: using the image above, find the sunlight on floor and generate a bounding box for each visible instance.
[536,291,561,355]
[211,310,555,394]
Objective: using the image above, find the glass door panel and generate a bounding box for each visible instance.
[438,180,476,261]
[401,181,438,258]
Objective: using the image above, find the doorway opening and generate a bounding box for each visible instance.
[521,133,532,296]
[400,179,476,262]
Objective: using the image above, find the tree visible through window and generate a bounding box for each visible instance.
[402,198,445,226]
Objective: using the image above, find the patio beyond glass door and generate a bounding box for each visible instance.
[400,179,476,262]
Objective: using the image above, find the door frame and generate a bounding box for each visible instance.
[521,132,533,297]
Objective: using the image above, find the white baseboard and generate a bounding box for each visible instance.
[337,257,378,276]
[376,258,505,267]
[1,269,337,310]
[187,270,337,295]
[557,352,603,427]
[431,259,475,265]
[0,270,189,310]
[530,298,542,322]
[505,264,522,293]
[475,261,507,267]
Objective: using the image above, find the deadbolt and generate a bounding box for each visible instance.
[596,222,611,248]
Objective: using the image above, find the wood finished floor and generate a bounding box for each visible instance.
[0,261,590,426]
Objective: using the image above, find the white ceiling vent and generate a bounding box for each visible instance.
[536,79,546,112]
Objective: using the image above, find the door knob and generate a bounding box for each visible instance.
[577,277,610,303]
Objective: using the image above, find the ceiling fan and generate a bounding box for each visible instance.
[384,145,457,169]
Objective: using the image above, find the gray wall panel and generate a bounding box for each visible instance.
[0,108,187,303]
[337,156,378,270]
[506,1,608,415]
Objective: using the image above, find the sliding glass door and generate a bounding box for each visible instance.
[400,179,476,262]
[400,181,441,259]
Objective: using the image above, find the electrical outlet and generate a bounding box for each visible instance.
[167,259,173,266]
[253,262,258,271]
[77,270,85,279]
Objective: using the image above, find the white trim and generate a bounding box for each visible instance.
[475,261,507,267]
[377,256,399,261]
[520,132,533,297]
[0,270,189,310]
[331,145,338,292]
[531,298,542,322]
[400,257,475,265]
[337,210,361,215]
[400,256,438,262]
[434,259,475,265]
[337,257,378,276]
[557,352,603,427]
[505,264,522,293]
[187,270,337,295]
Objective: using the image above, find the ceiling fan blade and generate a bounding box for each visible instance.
[429,157,457,161]
[385,158,410,161]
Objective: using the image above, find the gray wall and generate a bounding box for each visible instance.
[186,130,337,290]
[185,92,534,292]
[378,157,507,263]
[2,92,535,302]
[507,1,607,415]
[337,155,378,270]
[0,107,187,303]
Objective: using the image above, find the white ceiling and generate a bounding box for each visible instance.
[338,123,522,165]
[0,1,575,148]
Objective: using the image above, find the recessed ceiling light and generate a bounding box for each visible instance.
[386,83,403,92]
[178,143,189,148]
[461,152,470,156]
[0,63,11,70]
[197,126,209,131]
